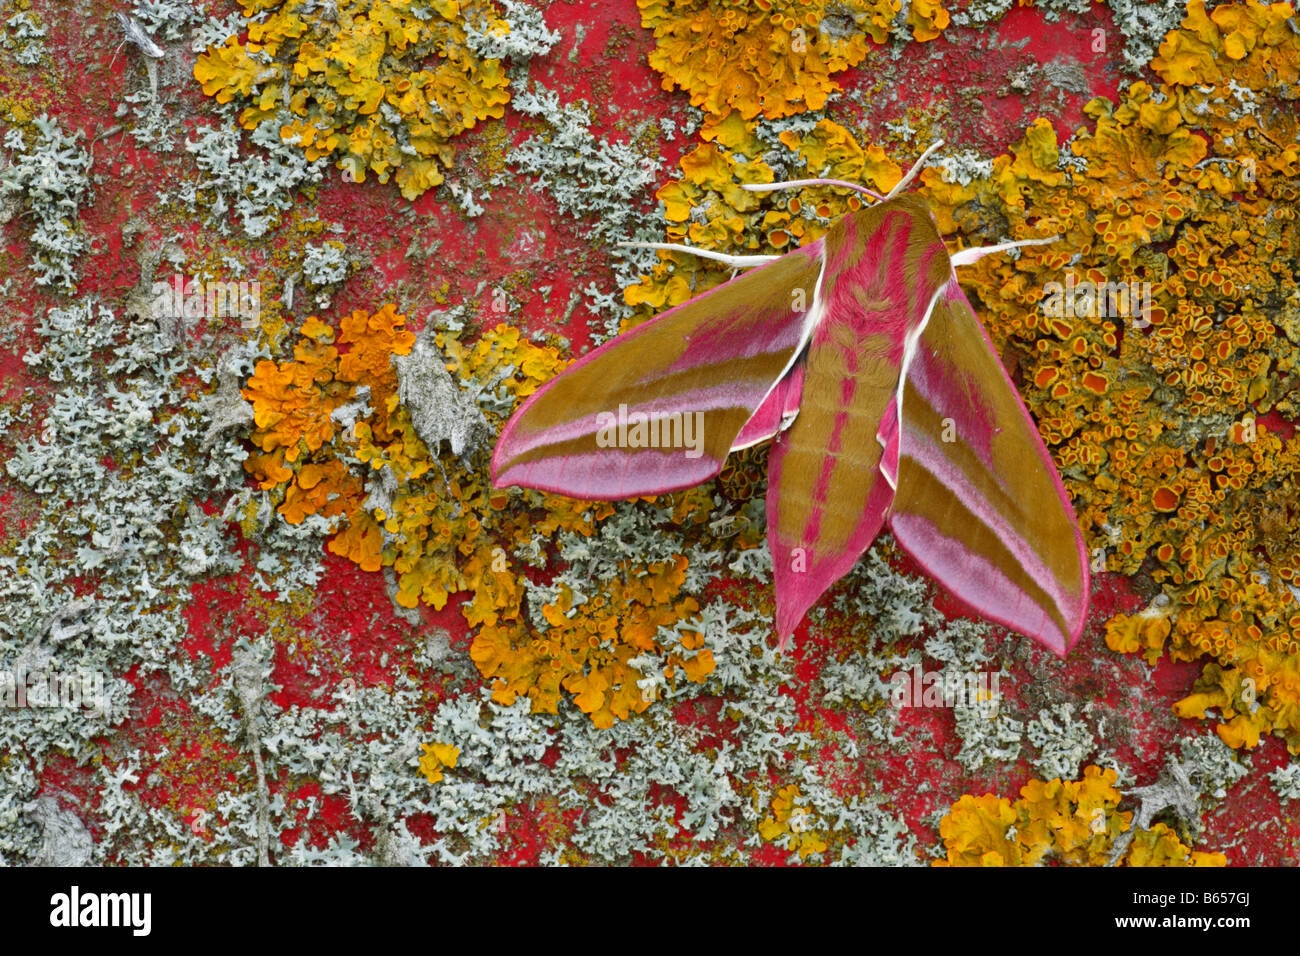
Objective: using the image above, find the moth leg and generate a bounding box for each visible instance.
[883,140,946,200]
[950,235,1060,267]
[615,242,780,269]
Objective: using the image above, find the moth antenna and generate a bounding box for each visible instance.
[615,241,780,268]
[883,140,945,200]
[950,235,1060,267]
[741,178,884,201]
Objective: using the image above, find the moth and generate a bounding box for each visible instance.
[492,143,1090,656]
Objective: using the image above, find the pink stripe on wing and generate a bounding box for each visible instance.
[496,449,723,500]
[733,360,806,449]
[904,343,998,472]
[897,428,1079,635]
[662,242,822,375]
[503,383,774,459]
[889,511,1070,656]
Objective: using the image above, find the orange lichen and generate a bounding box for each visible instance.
[243,304,413,525]
[936,767,1226,867]
[1152,485,1180,512]
[194,0,511,198]
[243,311,715,724]
[634,0,922,124]
[1105,606,1175,662]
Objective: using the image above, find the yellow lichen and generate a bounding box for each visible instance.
[469,555,712,729]
[756,784,829,859]
[906,0,949,42]
[419,741,460,783]
[1150,0,1300,87]
[936,767,1226,867]
[634,0,916,124]
[195,0,510,198]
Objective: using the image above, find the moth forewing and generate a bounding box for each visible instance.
[887,282,1090,655]
[491,242,826,498]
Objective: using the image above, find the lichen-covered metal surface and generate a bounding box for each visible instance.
[1,0,1298,866]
